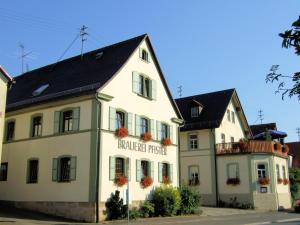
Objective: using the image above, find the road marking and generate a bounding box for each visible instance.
[276,218,300,223]
[243,222,271,225]
[243,217,300,225]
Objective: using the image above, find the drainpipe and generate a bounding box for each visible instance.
[177,121,185,188]
[95,95,102,223]
[211,129,219,206]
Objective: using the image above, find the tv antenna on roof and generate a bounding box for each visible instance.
[80,25,88,59]
[178,85,183,97]
[297,127,300,141]
[258,109,264,124]
[19,43,32,74]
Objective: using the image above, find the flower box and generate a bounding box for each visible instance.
[283,178,289,185]
[115,127,128,138]
[258,177,270,185]
[142,132,152,142]
[277,178,283,184]
[226,178,240,186]
[282,146,289,154]
[141,176,153,188]
[115,175,128,187]
[162,176,171,184]
[162,138,172,146]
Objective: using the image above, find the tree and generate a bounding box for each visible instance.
[266,16,300,100]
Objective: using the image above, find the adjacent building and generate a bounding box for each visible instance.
[176,89,291,210]
[0,34,183,222]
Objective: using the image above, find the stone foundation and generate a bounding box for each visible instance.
[253,193,278,210]
[201,194,217,206]
[218,193,252,205]
[277,193,292,210]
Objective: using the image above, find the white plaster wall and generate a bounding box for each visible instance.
[274,156,290,194]
[0,75,8,163]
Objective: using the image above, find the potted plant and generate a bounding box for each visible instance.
[141,176,153,188]
[226,178,240,186]
[238,138,248,151]
[115,127,128,138]
[115,175,128,187]
[277,178,283,184]
[282,145,289,154]
[258,177,270,185]
[162,138,172,146]
[162,176,171,184]
[142,132,152,142]
[283,178,289,185]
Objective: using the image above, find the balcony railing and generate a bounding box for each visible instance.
[216,140,289,157]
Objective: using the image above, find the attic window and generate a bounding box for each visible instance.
[191,106,203,118]
[32,84,49,96]
[139,48,149,62]
[96,52,103,59]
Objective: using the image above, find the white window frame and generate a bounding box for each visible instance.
[191,107,199,118]
[189,134,198,150]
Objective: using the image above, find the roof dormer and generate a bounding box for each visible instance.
[190,99,203,118]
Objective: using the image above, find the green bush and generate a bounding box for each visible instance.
[151,185,181,216]
[290,168,300,201]
[105,190,127,220]
[179,185,201,214]
[129,207,141,220]
[140,200,155,218]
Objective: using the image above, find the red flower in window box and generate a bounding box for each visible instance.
[142,132,152,142]
[115,127,128,138]
[162,176,171,185]
[141,176,153,188]
[283,178,289,185]
[277,178,283,184]
[226,178,240,186]
[162,138,172,146]
[115,175,128,187]
[258,177,270,185]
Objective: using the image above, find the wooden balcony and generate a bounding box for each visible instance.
[216,140,289,157]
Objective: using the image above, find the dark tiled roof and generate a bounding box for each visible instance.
[175,89,235,131]
[250,123,277,136]
[286,142,300,168]
[7,34,147,111]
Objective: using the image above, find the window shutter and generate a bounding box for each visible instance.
[150,161,154,179]
[52,158,58,181]
[127,112,133,135]
[169,125,173,143]
[169,164,173,182]
[132,72,140,94]
[126,158,131,181]
[54,112,60,134]
[109,156,116,181]
[156,121,162,141]
[150,119,156,140]
[70,156,77,181]
[109,107,116,131]
[158,162,163,182]
[150,80,157,100]
[136,160,141,182]
[135,115,141,136]
[72,107,80,131]
[139,48,143,59]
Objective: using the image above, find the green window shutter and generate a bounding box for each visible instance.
[150,119,156,140]
[54,111,60,134]
[127,112,133,135]
[139,48,143,58]
[109,107,116,131]
[150,79,157,100]
[72,107,80,131]
[158,162,163,182]
[236,164,240,178]
[136,160,141,182]
[169,125,173,143]
[150,161,154,179]
[109,156,116,181]
[135,115,141,136]
[126,158,131,181]
[52,158,58,181]
[70,156,77,181]
[169,164,173,182]
[156,121,162,141]
[132,72,140,94]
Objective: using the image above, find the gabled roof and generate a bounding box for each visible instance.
[286,142,300,167]
[250,123,277,136]
[6,34,182,119]
[175,89,250,133]
[0,66,13,82]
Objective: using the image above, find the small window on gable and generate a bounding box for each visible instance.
[32,84,49,96]
[221,133,226,143]
[191,107,199,118]
[140,49,149,62]
[231,111,235,123]
[227,110,231,122]
[132,72,156,100]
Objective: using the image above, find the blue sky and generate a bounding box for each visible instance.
[0,1,299,141]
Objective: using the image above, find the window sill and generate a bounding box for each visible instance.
[140,58,150,64]
[137,93,153,101]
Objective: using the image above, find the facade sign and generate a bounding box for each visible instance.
[118,139,167,156]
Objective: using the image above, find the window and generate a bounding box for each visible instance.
[191,107,199,118]
[221,133,226,143]
[32,116,42,137]
[162,163,169,178]
[228,163,239,179]
[257,164,267,178]
[54,108,80,134]
[189,134,198,150]
[159,162,172,183]
[141,49,149,62]
[227,110,231,122]
[231,111,235,123]
[116,157,125,178]
[116,111,125,129]
[282,166,287,179]
[132,72,156,100]
[62,110,73,132]
[109,157,130,181]
[136,160,153,181]
[27,159,38,183]
[52,156,77,182]
[0,163,8,181]
[161,123,169,140]
[141,160,149,177]
[189,166,199,186]
[6,121,15,141]
[230,137,234,143]
[138,75,151,98]
[276,164,280,179]
[140,117,149,134]
[32,84,49,96]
